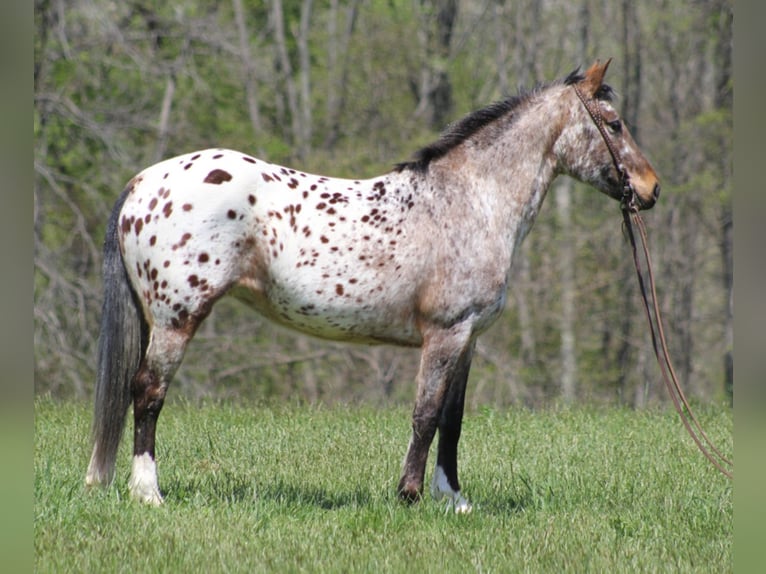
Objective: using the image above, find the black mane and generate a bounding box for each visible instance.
[396,67,611,173]
[564,67,585,85]
[394,95,529,173]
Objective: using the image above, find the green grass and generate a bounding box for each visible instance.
[34,398,732,573]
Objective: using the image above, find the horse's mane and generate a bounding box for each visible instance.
[394,96,528,172]
[396,67,613,173]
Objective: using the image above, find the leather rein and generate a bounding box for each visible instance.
[573,84,733,479]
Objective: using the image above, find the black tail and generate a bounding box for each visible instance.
[86,185,148,486]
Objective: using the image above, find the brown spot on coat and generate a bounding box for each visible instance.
[204,169,233,184]
[172,232,192,251]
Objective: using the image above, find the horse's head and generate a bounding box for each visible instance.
[559,59,660,211]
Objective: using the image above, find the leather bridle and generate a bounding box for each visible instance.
[572,83,638,213]
[573,82,733,479]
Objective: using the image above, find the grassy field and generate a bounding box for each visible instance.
[34,398,732,573]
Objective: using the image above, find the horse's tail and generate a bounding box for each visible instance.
[86,184,148,487]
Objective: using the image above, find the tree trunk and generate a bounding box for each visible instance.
[514,250,537,367]
[324,0,360,149]
[271,0,301,155]
[297,0,314,156]
[713,0,733,404]
[720,208,733,403]
[153,74,175,163]
[556,0,589,403]
[296,335,319,402]
[617,0,644,406]
[232,0,265,156]
[556,178,577,403]
[621,0,642,138]
[512,0,542,88]
[492,0,510,96]
[414,0,457,130]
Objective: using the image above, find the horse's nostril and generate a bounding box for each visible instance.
[652,183,661,200]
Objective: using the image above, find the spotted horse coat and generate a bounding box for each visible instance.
[86,60,660,512]
[119,150,442,347]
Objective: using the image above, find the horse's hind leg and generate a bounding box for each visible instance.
[431,340,475,513]
[128,326,193,505]
[398,325,475,505]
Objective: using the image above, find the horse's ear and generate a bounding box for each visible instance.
[581,58,612,95]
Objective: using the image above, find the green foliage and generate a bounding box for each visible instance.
[34,0,732,405]
[35,399,732,572]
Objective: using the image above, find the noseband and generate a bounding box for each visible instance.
[572,84,638,213]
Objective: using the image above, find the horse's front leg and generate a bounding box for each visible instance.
[398,323,475,506]
[431,339,475,513]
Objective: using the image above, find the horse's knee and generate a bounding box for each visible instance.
[132,333,187,414]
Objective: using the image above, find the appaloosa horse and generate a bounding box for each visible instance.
[86,60,659,512]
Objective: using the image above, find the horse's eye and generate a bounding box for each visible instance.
[607,119,622,134]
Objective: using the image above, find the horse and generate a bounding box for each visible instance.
[85,59,659,512]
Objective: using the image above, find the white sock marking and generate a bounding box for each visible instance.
[431,464,473,514]
[128,453,164,506]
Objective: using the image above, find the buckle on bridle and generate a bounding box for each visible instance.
[621,188,637,213]
[618,166,638,213]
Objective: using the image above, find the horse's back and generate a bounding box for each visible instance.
[117,149,426,345]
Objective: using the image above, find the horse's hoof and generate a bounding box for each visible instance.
[129,483,164,506]
[452,496,473,514]
[397,483,423,505]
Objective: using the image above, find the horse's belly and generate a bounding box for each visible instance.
[229,277,423,347]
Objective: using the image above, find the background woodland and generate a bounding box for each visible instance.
[34,0,733,408]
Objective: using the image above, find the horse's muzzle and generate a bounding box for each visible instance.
[643,182,661,210]
[632,181,660,211]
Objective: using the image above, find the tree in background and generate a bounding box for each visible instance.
[34,0,732,408]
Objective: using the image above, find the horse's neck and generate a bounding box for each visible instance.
[428,90,566,248]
